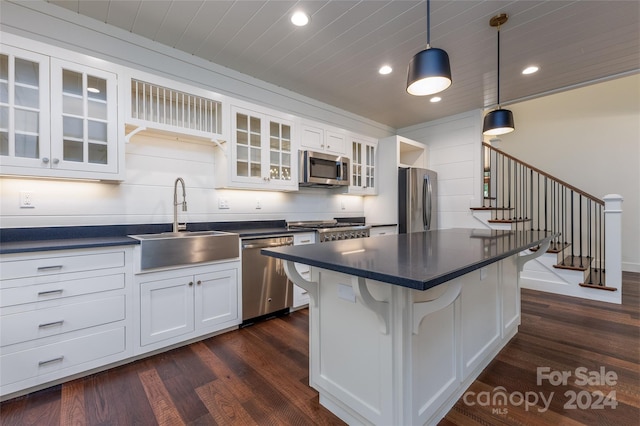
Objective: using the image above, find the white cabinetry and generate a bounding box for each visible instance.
[292,232,315,309]
[0,247,133,399]
[300,122,346,156]
[348,135,377,195]
[0,34,123,180]
[136,261,240,354]
[215,104,297,191]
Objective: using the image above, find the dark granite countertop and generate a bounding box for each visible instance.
[262,228,555,291]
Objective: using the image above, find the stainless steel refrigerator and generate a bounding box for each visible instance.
[398,167,438,233]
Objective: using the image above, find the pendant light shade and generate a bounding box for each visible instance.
[482,108,514,136]
[406,0,452,96]
[482,14,514,136]
[407,47,452,96]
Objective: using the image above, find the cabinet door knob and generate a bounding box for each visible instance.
[52,158,60,164]
[42,157,50,164]
[197,280,202,285]
[189,281,194,286]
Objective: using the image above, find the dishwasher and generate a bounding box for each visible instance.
[241,235,294,323]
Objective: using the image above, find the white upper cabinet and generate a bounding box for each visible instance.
[0,34,123,180]
[347,135,377,195]
[215,104,297,191]
[300,121,347,156]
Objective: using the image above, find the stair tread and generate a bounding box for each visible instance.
[529,242,569,253]
[553,255,592,271]
[488,218,532,223]
[580,270,614,290]
[470,207,514,211]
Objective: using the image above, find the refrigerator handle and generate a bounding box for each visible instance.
[424,174,432,230]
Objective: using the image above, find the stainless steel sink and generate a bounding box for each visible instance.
[130,230,240,270]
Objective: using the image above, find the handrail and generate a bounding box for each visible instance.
[482,142,604,205]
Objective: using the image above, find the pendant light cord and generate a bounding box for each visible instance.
[496,25,501,107]
[426,0,431,48]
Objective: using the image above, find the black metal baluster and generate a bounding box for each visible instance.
[579,195,583,268]
[588,199,593,283]
[530,169,534,230]
[561,187,566,265]
[537,173,541,231]
[508,158,512,218]
[570,190,575,266]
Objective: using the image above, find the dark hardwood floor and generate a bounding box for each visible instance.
[2,272,638,425]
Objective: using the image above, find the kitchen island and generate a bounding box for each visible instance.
[262,228,554,425]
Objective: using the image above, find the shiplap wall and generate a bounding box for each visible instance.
[0,1,387,228]
[399,110,484,229]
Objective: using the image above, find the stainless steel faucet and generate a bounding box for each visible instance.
[173,177,187,232]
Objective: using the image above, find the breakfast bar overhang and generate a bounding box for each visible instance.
[262,228,555,425]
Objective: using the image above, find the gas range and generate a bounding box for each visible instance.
[287,220,370,242]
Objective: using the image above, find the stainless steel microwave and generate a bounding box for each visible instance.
[299,150,350,187]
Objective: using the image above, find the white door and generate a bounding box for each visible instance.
[195,269,238,330]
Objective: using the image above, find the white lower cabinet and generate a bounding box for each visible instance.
[0,247,133,399]
[292,232,315,309]
[369,225,397,237]
[136,261,240,354]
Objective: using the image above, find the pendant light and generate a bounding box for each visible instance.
[483,13,515,136]
[406,0,452,96]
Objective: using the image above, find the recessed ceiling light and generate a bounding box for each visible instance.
[430,96,441,103]
[291,11,310,27]
[379,65,392,75]
[522,66,539,75]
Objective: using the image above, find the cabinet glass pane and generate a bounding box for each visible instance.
[270,151,279,165]
[15,58,38,86]
[282,139,290,152]
[63,116,83,138]
[282,125,290,140]
[236,113,247,131]
[0,82,8,104]
[270,121,279,138]
[250,133,261,147]
[62,69,83,96]
[0,106,7,129]
[15,134,39,158]
[88,120,107,142]
[282,152,290,167]
[63,95,83,116]
[63,140,83,162]
[236,130,248,146]
[250,163,261,177]
[237,145,248,161]
[14,86,39,108]
[88,99,107,120]
[88,143,107,164]
[270,137,280,150]
[281,167,291,180]
[249,116,260,133]
[0,55,7,80]
[0,132,7,156]
[250,147,261,162]
[270,166,280,180]
[14,109,38,133]
[87,76,107,101]
[236,161,248,177]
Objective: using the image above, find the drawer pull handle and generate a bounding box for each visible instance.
[301,271,310,275]
[39,320,64,328]
[300,239,311,243]
[38,356,64,367]
[37,265,63,272]
[38,289,64,296]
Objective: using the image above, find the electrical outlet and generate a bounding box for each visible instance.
[341,201,346,210]
[218,198,229,209]
[256,198,262,209]
[20,191,35,208]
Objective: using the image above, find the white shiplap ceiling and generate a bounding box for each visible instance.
[47,0,639,130]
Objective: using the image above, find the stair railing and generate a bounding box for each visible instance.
[482,142,610,288]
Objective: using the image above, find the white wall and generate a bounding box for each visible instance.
[0,1,387,228]
[399,110,484,229]
[495,74,640,272]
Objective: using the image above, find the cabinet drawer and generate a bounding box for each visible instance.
[1,251,126,281]
[0,327,125,386]
[1,295,125,347]
[0,273,125,308]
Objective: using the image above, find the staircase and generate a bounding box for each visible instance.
[471,142,622,304]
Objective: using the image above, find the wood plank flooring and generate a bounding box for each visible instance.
[1,272,638,425]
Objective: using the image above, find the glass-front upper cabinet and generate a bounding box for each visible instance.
[349,136,377,195]
[224,105,296,190]
[0,45,50,169]
[50,59,118,174]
